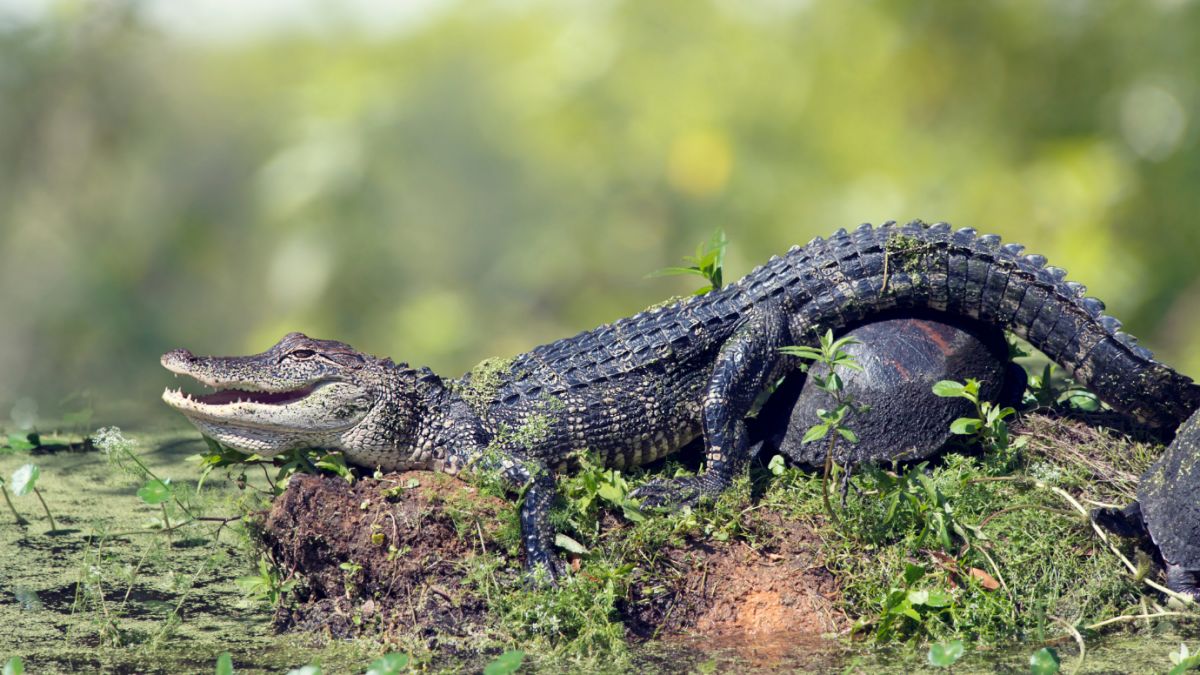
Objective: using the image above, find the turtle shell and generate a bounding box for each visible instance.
[1138,407,1200,571]
[755,313,1015,467]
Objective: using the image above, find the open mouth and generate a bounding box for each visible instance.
[166,383,319,407]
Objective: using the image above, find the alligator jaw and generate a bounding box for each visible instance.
[160,381,323,421]
[160,345,375,454]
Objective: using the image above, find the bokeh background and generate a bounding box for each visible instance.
[2,0,1199,425]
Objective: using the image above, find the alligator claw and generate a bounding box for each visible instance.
[630,477,703,511]
[525,551,568,586]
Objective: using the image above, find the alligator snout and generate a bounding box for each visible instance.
[161,348,197,367]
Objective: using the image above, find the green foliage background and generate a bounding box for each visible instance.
[2,0,1199,421]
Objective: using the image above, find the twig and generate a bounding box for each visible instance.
[1085,610,1193,631]
[979,504,1074,528]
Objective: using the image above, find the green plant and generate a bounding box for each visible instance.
[1024,364,1101,412]
[236,556,298,607]
[483,650,524,675]
[1171,644,1200,675]
[932,379,1025,466]
[3,656,23,675]
[558,453,645,540]
[190,437,354,496]
[215,652,233,675]
[864,462,980,554]
[780,329,866,523]
[10,463,56,531]
[1029,647,1060,674]
[649,228,728,294]
[0,475,27,526]
[868,563,957,641]
[365,652,411,675]
[927,639,965,668]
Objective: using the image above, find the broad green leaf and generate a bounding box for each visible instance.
[779,346,822,360]
[4,656,24,675]
[931,380,966,398]
[10,464,39,496]
[215,652,233,675]
[1067,391,1101,412]
[907,589,929,605]
[5,434,35,452]
[1029,647,1060,675]
[767,454,786,476]
[924,588,953,607]
[949,418,982,435]
[621,504,646,523]
[483,650,524,675]
[366,652,411,675]
[596,482,623,504]
[137,478,173,505]
[801,424,829,444]
[837,427,859,443]
[928,640,965,668]
[903,563,926,586]
[555,533,589,555]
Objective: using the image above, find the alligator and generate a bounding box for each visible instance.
[161,220,1200,596]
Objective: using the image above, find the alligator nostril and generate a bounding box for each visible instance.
[162,348,195,363]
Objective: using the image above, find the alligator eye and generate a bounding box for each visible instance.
[289,349,316,360]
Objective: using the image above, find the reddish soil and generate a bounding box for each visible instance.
[260,472,846,647]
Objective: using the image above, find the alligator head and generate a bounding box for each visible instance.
[161,332,426,459]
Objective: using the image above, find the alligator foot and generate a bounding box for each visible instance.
[525,551,567,586]
[1166,564,1200,603]
[630,476,704,510]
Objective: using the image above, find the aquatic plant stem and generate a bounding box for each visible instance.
[2,485,27,526]
[32,487,56,531]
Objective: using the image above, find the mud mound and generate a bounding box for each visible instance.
[263,472,515,647]
[260,472,845,646]
[624,517,845,638]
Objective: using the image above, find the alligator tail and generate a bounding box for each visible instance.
[738,220,1200,429]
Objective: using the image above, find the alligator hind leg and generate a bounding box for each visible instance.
[633,305,791,509]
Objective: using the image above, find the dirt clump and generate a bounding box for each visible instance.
[262,471,514,649]
[623,516,845,639]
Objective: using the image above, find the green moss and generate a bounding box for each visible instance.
[885,232,928,274]
[458,356,518,413]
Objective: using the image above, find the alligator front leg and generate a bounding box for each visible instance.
[633,305,790,509]
[453,445,563,581]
